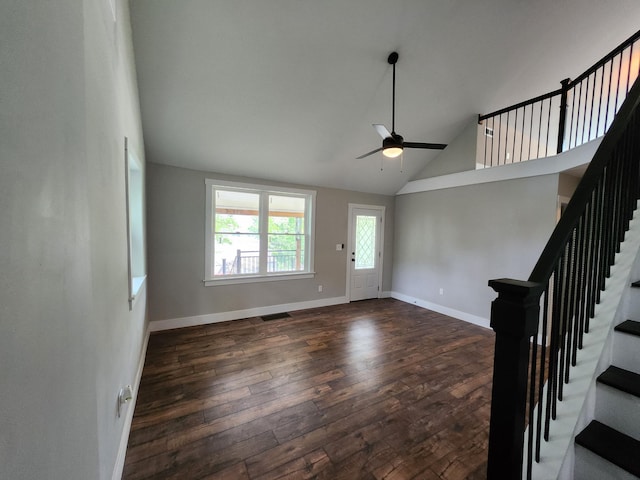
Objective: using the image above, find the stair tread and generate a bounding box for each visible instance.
[615,319,640,337]
[575,420,640,477]
[597,366,640,398]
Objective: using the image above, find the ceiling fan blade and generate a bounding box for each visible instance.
[356,147,384,159]
[373,124,391,139]
[404,141,447,150]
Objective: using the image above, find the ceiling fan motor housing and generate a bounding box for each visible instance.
[383,134,403,149]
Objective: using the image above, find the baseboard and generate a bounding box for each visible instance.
[111,323,151,480]
[390,291,490,329]
[149,296,350,332]
[380,290,393,298]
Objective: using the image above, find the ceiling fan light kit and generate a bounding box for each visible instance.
[382,136,403,158]
[357,51,446,162]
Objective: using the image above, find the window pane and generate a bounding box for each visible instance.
[269,195,305,234]
[355,215,376,270]
[213,189,260,276]
[268,234,304,272]
[215,190,259,233]
[214,233,260,276]
[268,195,306,273]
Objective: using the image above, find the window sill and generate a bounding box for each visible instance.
[204,272,315,287]
[129,275,147,310]
[131,275,146,296]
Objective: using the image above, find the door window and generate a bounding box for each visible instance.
[355,215,376,270]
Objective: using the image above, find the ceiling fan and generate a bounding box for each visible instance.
[357,52,447,160]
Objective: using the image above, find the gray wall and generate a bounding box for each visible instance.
[392,174,559,321]
[559,172,581,198]
[412,116,479,179]
[147,163,395,322]
[0,1,147,479]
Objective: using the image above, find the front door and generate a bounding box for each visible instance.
[348,206,384,301]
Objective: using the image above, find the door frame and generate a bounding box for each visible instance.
[346,203,385,301]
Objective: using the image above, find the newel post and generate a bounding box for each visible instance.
[486,278,544,480]
[557,78,571,154]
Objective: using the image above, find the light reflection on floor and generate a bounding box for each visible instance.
[347,317,380,377]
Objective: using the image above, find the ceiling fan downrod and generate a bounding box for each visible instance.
[388,52,398,135]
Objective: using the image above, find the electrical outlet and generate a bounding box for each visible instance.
[318,285,323,292]
[439,288,444,295]
[118,385,133,418]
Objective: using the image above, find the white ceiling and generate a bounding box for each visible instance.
[129,0,640,195]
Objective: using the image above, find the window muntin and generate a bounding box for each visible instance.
[205,180,315,283]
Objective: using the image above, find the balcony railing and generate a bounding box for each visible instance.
[478,29,640,168]
[218,249,301,275]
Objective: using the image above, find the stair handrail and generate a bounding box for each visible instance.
[529,79,640,284]
[486,74,640,480]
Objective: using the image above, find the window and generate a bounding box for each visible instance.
[354,215,377,269]
[125,138,146,307]
[205,179,315,285]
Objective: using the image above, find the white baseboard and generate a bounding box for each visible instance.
[111,323,151,480]
[390,291,491,329]
[150,296,350,332]
[380,290,393,298]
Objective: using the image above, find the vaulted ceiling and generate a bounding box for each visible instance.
[129,0,640,195]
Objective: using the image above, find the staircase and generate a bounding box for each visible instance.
[484,29,640,480]
[486,74,640,478]
[574,293,640,479]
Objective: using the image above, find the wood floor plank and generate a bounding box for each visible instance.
[127,411,205,448]
[166,384,332,450]
[131,385,251,430]
[252,448,332,480]
[199,461,250,480]
[246,396,404,477]
[321,441,390,480]
[123,299,495,479]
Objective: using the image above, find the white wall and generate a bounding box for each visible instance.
[0,1,147,479]
[392,174,559,323]
[146,163,395,324]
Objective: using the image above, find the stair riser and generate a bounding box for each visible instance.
[627,288,640,314]
[574,445,639,480]
[612,333,640,375]
[595,385,640,442]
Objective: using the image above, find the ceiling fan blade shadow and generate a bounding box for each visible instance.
[373,124,391,139]
[356,147,384,159]
[404,141,447,150]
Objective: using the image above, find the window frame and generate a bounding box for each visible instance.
[125,137,146,309]
[204,179,316,286]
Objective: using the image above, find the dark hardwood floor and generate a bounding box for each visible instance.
[123,298,495,479]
